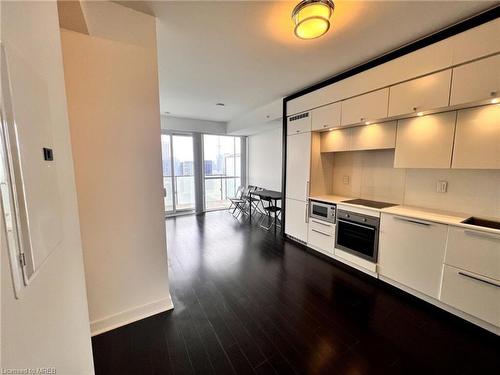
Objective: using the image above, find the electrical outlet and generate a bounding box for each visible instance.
[343,175,350,185]
[437,180,448,193]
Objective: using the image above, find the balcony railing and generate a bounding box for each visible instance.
[164,175,241,212]
[204,175,241,210]
[164,175,195,212]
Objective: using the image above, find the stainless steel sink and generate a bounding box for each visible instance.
[461,217,500,230]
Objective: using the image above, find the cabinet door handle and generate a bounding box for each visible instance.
[464,230,500,241]
[306,181,310,198]
[311,219,332,227]
[393,216,431,226]
[305,202,309,224]
[311,229,331,237]
[458,272,500,288]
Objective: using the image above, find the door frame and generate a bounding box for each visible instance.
[162,131,195,217]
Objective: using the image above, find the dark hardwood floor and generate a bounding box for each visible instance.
[92,211,499,375]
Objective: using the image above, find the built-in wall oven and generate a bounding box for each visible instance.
[310,200,336,223]
[335,209,380,262]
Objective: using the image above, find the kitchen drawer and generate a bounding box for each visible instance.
[441,265,500,327]
[445,227,500,281]
[309,218,335,235]
[287,111,311,135]
[308,222,335,254]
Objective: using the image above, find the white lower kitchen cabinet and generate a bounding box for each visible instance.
[378,214,448,298]
[307,219,335,255]
[445,226,500,281]
[285,198,309,243]
[441,265,500,327]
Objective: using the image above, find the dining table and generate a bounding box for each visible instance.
[249,189,282,234]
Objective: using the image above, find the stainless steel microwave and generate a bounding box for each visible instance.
[309,200,336,223]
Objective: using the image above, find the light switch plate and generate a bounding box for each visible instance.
[343,175,350,185]
[437,180,448,193]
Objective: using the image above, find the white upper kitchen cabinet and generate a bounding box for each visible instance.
[452,105,500,169]
[394,112,456,168]
[341,88,389,126]
[451,18,500,65]
[388,70,452,117]
[312,102,341,131]
[285,132,311,201]
[285,198,309,243]
[450,54,500,107]
[378,214,448,299]
[320,128,350,152]
[350,121,396,151]
[287,111,311,135]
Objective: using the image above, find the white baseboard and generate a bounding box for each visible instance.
[379,275,499,335]
[90,295,174,336]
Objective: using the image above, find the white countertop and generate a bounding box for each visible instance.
[309,194,351,204]
[309,194,500,235]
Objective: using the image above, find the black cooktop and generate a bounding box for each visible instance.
[343,199,398,209]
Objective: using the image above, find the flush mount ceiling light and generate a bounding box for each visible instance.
[292,0,335,40]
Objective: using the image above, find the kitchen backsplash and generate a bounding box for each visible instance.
[330,149,500,219]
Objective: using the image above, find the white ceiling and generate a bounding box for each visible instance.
[119,1,495,122]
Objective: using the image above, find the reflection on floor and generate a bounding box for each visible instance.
[91,211,500,374]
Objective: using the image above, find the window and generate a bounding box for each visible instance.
[203,135,242,210]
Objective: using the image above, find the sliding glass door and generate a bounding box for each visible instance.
[203,135,241,210]
[161,133,195,215]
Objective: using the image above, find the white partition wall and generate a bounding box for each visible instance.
[1,1,94,373]
[61,29,172,335]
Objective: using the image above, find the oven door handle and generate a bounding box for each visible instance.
[337,219,376,231]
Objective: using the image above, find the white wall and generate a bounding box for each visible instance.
[248,124,282,191]
[80,0,156,48]
[330,150,500,219]
[227,98,282,135]
[61,27,172,336]
[1,1,94,373]
[161,115,226,134]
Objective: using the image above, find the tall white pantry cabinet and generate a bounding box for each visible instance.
[285,113,312,243]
